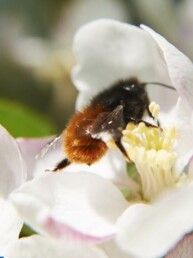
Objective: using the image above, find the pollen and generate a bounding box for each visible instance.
[123,122,177,151]
[122,102,178,201]
[149,101,160,119]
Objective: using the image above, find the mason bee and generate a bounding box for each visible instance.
[39,77,175,171]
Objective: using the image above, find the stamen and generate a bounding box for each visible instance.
[122,102,178,201]
[149,102,160,119]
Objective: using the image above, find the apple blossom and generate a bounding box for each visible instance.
[0,126,53,256]
[9,19,193,258]
[0,125,25,255]
[0,200,22,256]
[4,234,108,258]
[0,125,109,257]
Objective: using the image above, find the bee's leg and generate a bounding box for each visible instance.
[52,158,71,172]
[114,137,131,163]
[135,120,159,128]
[156,119,160,127]
[130,117,160,129]
[147,107,160,126]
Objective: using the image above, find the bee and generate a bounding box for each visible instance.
[39,77,175,171]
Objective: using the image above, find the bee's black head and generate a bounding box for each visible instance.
[91,77,149,122]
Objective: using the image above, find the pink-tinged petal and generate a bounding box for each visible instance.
[11,172,128,242]
[0,199,23,250]
[4,235,108,258]
[0,125,26,197]
[72,19,171,110]
[42,216,114,244]
[17,136,53,180]
[166,232,193,258]
[116,183,193,258]
[141,25,193,109]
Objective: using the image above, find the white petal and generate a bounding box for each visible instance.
[35,145,138,191]
[4,235,108,258]
[62,150,138,191]
[100,239,131,258]
[0,199,23,250]
[141,25,193,171]
[11,172,128,242]
[17,136,53,180]
[172,98,193,173]
[32,135,65,178]
[166,233,193,258]
[116,183,193,258]
[41,216,113,243]
[0,125,26,197]
[142,24,193,109]
[72,19,171,110]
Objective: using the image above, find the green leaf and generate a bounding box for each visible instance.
[0,99,57,137]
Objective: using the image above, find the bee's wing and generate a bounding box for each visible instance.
[90,105,125,139]
[90,105,130,161]
[36,133,64,159]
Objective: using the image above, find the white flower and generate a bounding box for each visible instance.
[0,126,108,257]
[4,234,108,258]
[0,126,53,256]
[0,125,25,255]
[10,19,193,258]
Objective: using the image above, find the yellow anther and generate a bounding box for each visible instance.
[126,123,136,130]
[149,102,160,119]
[122,133,141,146]
[121,102,178,201]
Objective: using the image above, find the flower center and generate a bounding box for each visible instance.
[122,102,178,201]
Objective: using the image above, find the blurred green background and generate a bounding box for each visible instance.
[0,0,192,137]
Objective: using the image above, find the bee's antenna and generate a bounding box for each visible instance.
[141,82,175,91]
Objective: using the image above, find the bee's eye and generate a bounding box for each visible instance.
[123,84,136,91]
